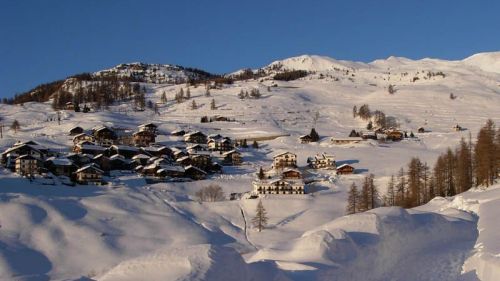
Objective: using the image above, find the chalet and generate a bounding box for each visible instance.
[171,148,188,159]
[386,131,404,141]
[171,129,186,136]
[69,126,84,136]
[156,165,185,178]
[190,154,211,170]
[75,164,104,184]
[336,164,355,175]
[184,131,207,144]
[15,155,41,177]
[132,154,151,166]
[307,153,336,169]
[331,137,364,145]
[73,133,94,144]
[67,153,93,167]
[45,157,77,177]
[184,165,207,180]
[418,127,425,133]
[252,179,304,195]
[299,134,314,144]
[207,136,233,152]
[187,144,208,154]
[109,155,134,170]
[272,152,297,169]
[115,130,134,146]
[176,156,192,166]
[110,145,140,159]
[93,126,117,146]
[133,130,156,147]
[361,132,377,140]
[92,154,111,171]
[138,123,158,134]
[453,124,462,132]
[65,102,75,110]
[282,168,301,179]
[74,143,108,156]
[142,145,172,158]
[209,162,223,173]
[1,143,45,169]
[222,150,242,165]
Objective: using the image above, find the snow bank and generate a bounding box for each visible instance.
[99,244,288,281]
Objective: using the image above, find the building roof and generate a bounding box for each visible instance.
[273,151,297,158]
[46,157,74,166]
[132,154,151,160]
[331,137,364,141]
[76,164,104,174]
[111,145,139,152]
[336,164,354,169]
[222,149,240,156]
[184,165,207,174]
[16,154,39,161]
[157,165,185,173]
[78,144,107,151]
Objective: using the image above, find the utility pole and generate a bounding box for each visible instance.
[0,123,3,138]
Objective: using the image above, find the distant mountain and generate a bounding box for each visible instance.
[462,51,500,74]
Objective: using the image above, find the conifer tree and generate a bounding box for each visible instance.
[242,139,248,148]
[186,88,191,99]
[252,200,268,232]
[309,128,320,142]
[385,175,396,206]
[346,182,359,214]
[474,119,496,187]
[258,167,265,180]
[191,100,197,110]
[252,140,259,149]
[210,98,216,110]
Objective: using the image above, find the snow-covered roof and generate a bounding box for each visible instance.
[184,165,207,174]
[132,154,151,159]
[111,145,139,152]
[78,144,107,151]
[46,157,74,166]
[222,149,239,156]
[331,137,364,141]
[76,164,103,174]
[273,151,296,158]
[336,164,354,169]
[157,165,185,173]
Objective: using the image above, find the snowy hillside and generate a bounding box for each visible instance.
[94,62,215,84]
[0,52,499,280]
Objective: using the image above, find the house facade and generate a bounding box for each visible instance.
[75,164,103,184]
[15,155,40,176]
[133,130,156,147]
[307,153,336,169]
[252,179,304,195]
[272,152,297,169]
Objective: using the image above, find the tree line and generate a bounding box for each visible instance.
[384,120,499,208]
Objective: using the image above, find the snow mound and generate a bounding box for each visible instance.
[99,244,287,281]
[251,207,478,281]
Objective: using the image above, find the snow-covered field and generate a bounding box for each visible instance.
[0,52,499,280]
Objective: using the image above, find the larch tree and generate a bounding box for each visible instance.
[385,175,396,206]
[210,98,216,110]
[191,100,197,110]
[252,200,268,232]
[346,182,359,214]
[474,119,497,187]
[10,120,20,134]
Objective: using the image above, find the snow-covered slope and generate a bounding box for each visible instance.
[462,52,500,74]
[0,52,499,280]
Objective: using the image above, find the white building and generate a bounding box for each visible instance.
[252,179,304,195]
[307,153,336,169]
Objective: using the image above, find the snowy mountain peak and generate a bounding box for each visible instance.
[462,51,500,74]
[265,54,367,72]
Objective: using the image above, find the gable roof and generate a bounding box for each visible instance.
[76,164,104,174]
[273,151,296,158]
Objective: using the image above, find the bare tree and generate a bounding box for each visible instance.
[10,120,20,134]
[195,184,225,202]
[346,182,359,214]
[252,200,268,232]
